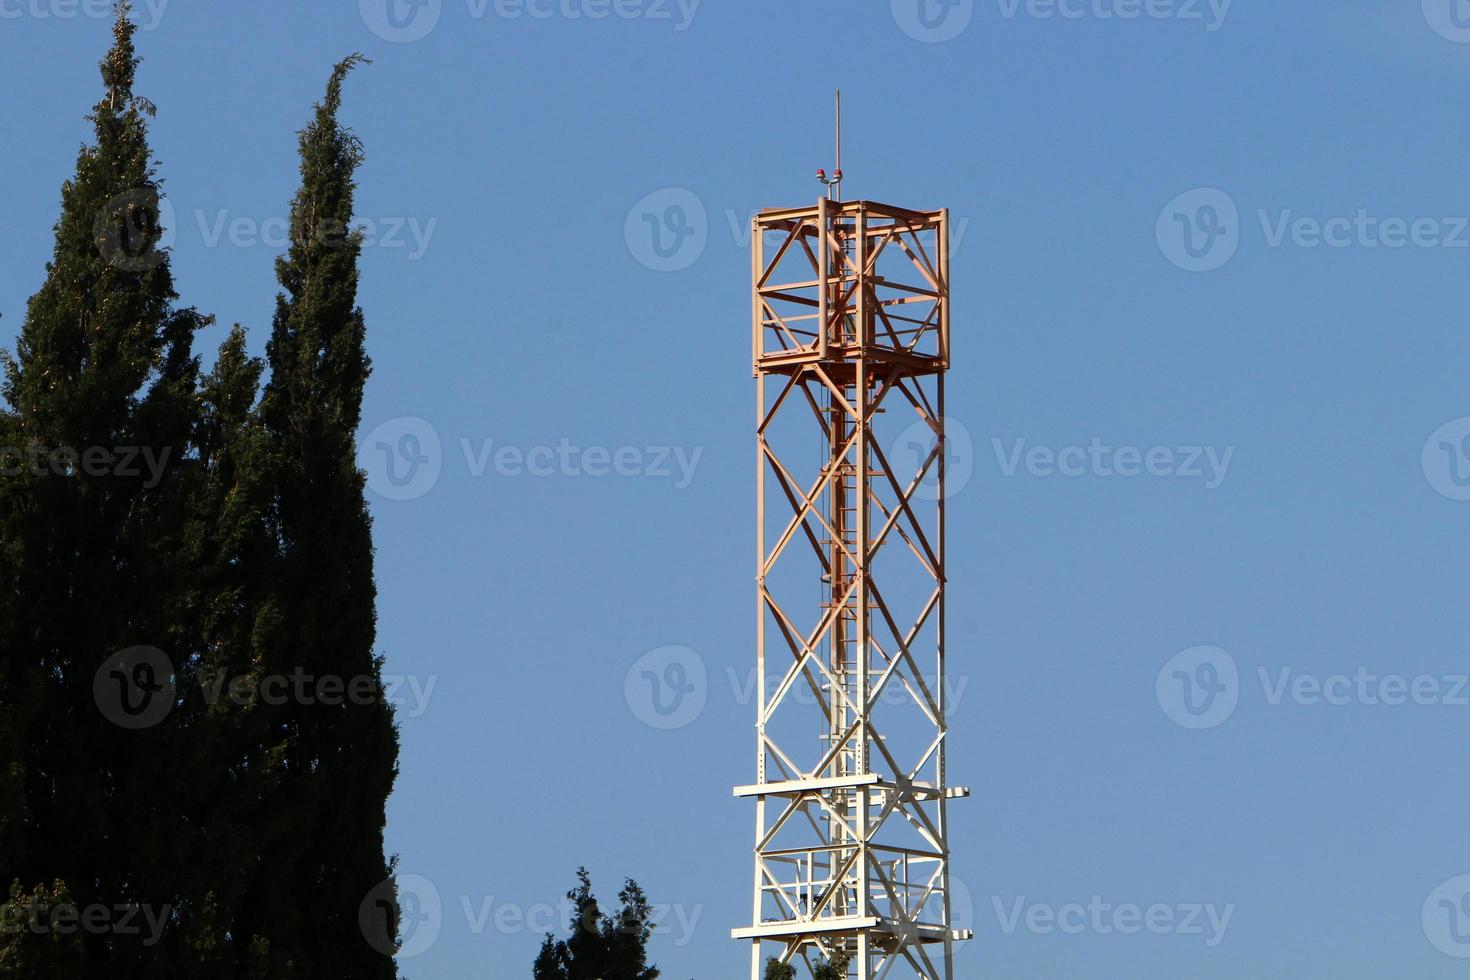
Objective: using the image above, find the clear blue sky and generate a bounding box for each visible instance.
[5,1,1470,976]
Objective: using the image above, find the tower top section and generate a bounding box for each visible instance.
[751,198,950,378]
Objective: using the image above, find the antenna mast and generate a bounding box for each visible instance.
[818,89,844,200]
[738,92,966,979]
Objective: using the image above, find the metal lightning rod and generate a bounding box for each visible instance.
[835,88,841,200]
[818,89,844,200]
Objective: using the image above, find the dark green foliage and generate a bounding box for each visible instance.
[764,957,797,980]
[0,7,397,978]
[532,869,660,980]
[762,951,850,980]
[0,4,210,975]
[812,952,851,980]
[244,50,399,980]
[0,882,85,975]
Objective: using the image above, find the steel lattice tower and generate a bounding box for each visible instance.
[733,183,968,978]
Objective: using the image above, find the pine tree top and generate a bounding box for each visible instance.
[101,2,137,107]
[4,0,200,435]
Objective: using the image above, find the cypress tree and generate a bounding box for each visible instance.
[0,10,400,977]
[249,53,400,979]
[174,324,283,976]
[0,3,210,975]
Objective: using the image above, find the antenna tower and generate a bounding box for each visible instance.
[734,92,968,979]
